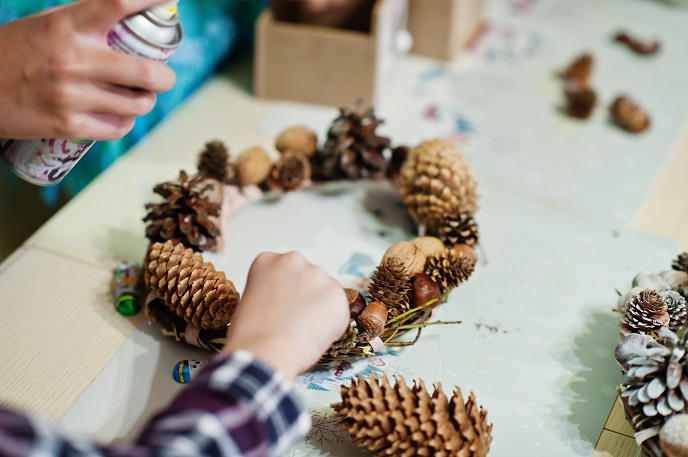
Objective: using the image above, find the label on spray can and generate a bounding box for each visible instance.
[0,1,183,186]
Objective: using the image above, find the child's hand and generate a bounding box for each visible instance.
[223,252,349,380]
[0,0,176,140]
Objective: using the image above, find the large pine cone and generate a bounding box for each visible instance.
[332,375,492,457]
[426,249,476,294]
[672,253,688,274]
[312,103,391,180]
[661,291,688,332]
[368,257,412,319]
[144,240,240,330]
[144,171,222,252]
[399,139,478,232]
[197,140,230,183]
[610,96,650,133]
[618,328,688,432]
[438,211,480,248]
[619,289,670,339]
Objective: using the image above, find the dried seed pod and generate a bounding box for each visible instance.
[614,31,660,56]
[610,96,650,133]
[275,126,318,157]
[410,236,445,258]
[451,243,478,264]
[344,288,367,319]
[234,146,273,187]
[562,52,594,86]
[269,151,311,192]
[356,301,388,341]
[564,83,597,119]
[413,273,442,309]
[381,241,427,276]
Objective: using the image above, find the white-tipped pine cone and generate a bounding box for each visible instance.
[399,139,478,231]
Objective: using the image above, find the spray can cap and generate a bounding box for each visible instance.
[149,0,179,21]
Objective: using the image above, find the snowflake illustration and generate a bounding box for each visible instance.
[306,410,348,447]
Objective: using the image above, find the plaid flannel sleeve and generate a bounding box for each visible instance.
[0,350,311,457]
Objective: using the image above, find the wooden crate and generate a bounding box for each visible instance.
[408,0,484,60]
[254,0,408,107]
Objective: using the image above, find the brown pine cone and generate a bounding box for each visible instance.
[562,53,594,86]
[143,171,222,252]
[399,139,479,232]
[564,84,597,119]
[610,96,650,133]
[332,375,493,457]
[197,140,230,182]
[426,249,476,294]
[672,253,688,273]
[325,320,359,359]
[269,151,311,192]
[619,288,670,339]
[144,240,240,330]
[438,211,480,248]
[368,257,412,319]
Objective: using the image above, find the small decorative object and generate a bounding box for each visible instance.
[562,52,594,86]
[451,243,478,264]
[332,375,493,457]
[112,261,144,316]
[197,140,231,183]
[275,126,318,157]
[410,236,446,258]
[614,31,660,56]
[672,253,688,274]
[618,328,688,445]
[660,415,688,457]
[173,358,209,384]
[144,240,240,333]
[344,288,367,319]
[661,291,688,332]
[233,146,273,187]
[267,151,311,192]
[563,83,597,119]
[326,320,360,359]
[660,270,688,297]
[368,257,412,319]
[312,102,391,180]
[143,170,222,252]
[413,273,442,310]
[426,249,476,294]
[619,288,670,339]
[355,301,388,342]
[610,95,651,133]
[399,139,479,232]
[381,241,427,276]
[438,211,480,248]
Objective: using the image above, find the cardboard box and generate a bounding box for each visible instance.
[408,0,484,60]
[254,0,408,107]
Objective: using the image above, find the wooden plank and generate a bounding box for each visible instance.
[593,430,639,457]
[604,397,636,438]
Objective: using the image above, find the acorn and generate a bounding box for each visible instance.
[413,273,442,309]
[411,236,445,258]
[276,126,318,157]
[382,241,426,276]
[356,301,388,341]
[344,288,367,319]
[451,243,478,264]
[234,146,272,187]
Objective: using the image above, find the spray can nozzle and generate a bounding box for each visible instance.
[149,0,179,21]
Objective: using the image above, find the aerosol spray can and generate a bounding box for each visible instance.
[0,1,183,186]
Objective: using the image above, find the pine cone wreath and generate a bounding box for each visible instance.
[268,151,311,192]
[332,375,493,457]
[610,96,650,133]
[426,249,476,294]
[144,240,240,330]
[312,102,391,180]
[438,211,480,248]
[661,291,688,332]
[144,171,222,252]
[619,328,688,432]
[619,289,670,339]
[399,139,479,232]
[672,253,688,274]
[368,257,413,319]
[563,83,597,119]
[197,140,230,183]
[562,53,594,86]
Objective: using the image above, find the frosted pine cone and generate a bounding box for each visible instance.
[399,139,479,232]
[144,240,240,330]
[332,375,492,457]
[661,291,688,332]
[619,289,670,339]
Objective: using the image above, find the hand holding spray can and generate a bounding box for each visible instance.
[0,1,183,186]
